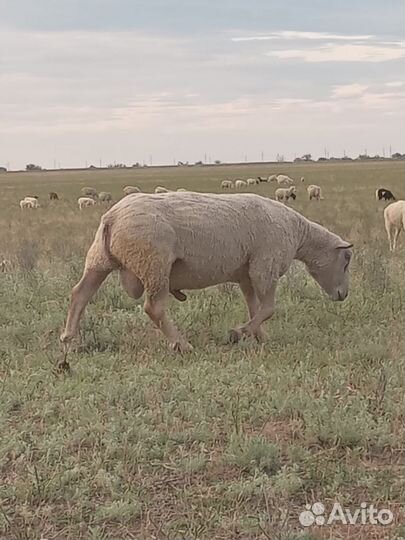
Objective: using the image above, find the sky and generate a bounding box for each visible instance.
[0,0,404,169]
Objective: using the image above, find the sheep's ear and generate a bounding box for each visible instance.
[336,243,353,250]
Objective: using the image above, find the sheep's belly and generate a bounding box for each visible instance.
[169,258,246,290]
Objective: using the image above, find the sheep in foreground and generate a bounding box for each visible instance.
[99,191,112,203]
[61,192,353,353]
[384,200,405,251]
[247,178,259,186]
[155,186,169,193]
[275,186,297,202]
[235,180,247,189]
[20,199,38,209]
[78,197,96,210]
[307,185,323,200]
[376,188,395,201]
[277,175,294,186]
[81,187,98,199]
[221,180,233,189]
[49,192,59,200]
[123,186,141,195]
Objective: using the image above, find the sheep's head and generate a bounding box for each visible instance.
[307,242,353,301]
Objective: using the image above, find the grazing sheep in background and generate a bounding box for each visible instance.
[123,186,141,195]
[155,186,169,193]
[257,176,268,182]
[307,185,323,201]
[20,199,37,209]
[99,192,112,203]
[78,197,96,210]
[22,197,40,208]
[376,188,396,201]
[61,192,353,353]
[49,192,59,200]
[177,188,187,192]
[384,200,405,251]
[81,187,98,199]
[301,177,305,182]
[221,180,233,189]
[275,186,297,202]
[267,175,277,182]
[277,175,294,186]
[235,180,247,189]
[247,178,259,186]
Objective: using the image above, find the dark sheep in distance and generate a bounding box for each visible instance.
[376,188,396,201]
[49,192,59,200]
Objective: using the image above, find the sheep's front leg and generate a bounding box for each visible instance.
[229,281,277,344]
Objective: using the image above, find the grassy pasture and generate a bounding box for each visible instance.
[0,161,404,540]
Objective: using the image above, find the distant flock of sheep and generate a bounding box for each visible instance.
[17,176,402,251]
[220,174,323,202]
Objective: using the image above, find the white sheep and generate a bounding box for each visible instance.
[384,200,405,251]
[123,186,141,195]
[81,187,98,199]
[99,192,112,203]
[78,197,96,210]
[267,175,277,182]
[20,199,38,209]
[177,188,187,192]
[301,177,305,183]
[23,196,40,208]
[276,174,294,186]
[155,186,169,193]
[275,186,297,202]
[61,192,353,353]
[235,180,247,189]
[221,180,233,189]
[307,185,323,201]
[247,178,259,186]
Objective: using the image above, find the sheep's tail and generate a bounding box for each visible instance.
[101,219,121,269]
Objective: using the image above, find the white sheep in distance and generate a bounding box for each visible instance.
[155,186,170,193]
[23,196,40,208]
[275,186,297,202]
[123,186,141,195]
[61,192,353,353]
[247,178,259,186]
[81,187,98,199]
[276,174,294,186]
[384,200,405,251]
[301,177,305,182]
[221,180,233,189]
[267,175,277,182]
[20,199,38,209]
[235,180,247,189]
[99,192,112,203]
[177,188,187,192]
[78,197,96,210]
[307,185,323,201]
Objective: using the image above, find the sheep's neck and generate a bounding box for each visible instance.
[295,218,334,266]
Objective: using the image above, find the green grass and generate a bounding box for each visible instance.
[0,161,404,539]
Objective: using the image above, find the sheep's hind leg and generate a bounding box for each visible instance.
[144,287,192,353]
[120,268,144,299]
[60,268,111,343]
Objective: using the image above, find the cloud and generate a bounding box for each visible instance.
[268,43,405,63]
[332,84,368,99]
[232,31,373,42]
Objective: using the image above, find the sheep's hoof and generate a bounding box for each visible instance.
[171,341,193,353]
[228,328,243,344]
[171,289,187,302]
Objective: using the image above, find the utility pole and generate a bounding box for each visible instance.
[261,151,264,161]
[389,145,392,157]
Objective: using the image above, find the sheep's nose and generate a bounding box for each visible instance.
[337,290,347,301]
